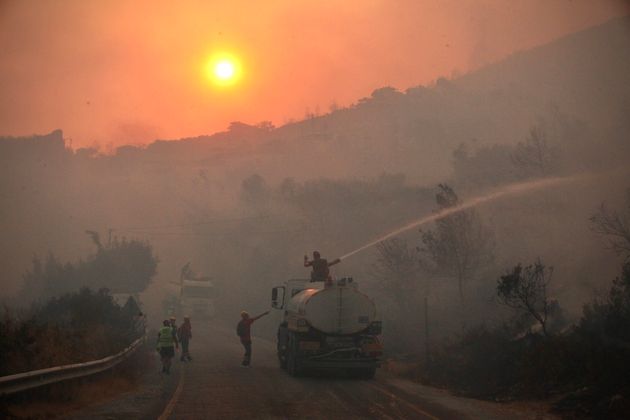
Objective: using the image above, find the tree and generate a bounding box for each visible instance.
[20,235,158,301]
[418,184,494,303]
[87,236,158,293]
[590,189,630,258]
[370,86,403,101]
[372,238,426,354]
[497,261,556,337]
[373,238,420,313]
[452,142,519,188]
[511,123,558,177]
[240,174,269,207]
[580,261,630,346]
[256,121,275,131]
[21,253,79,302]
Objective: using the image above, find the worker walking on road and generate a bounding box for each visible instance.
[237,310,269,367]
[178,316,193,362]
[157,319,179,374]
[304,251,340,282]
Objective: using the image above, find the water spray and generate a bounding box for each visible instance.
[337,173,593,262]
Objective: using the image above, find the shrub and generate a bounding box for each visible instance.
[421,262,630,404]
[422,324,522,397]
[0,289,142,376]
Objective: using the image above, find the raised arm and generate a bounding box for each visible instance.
[328,258,341,267]
[303,255,312,267]
[253,311,270,321]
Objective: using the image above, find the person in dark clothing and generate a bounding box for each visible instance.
[304,251,340,282]
[237,310,269,367]
[177,316,193,361]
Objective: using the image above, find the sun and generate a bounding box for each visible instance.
[215,60,235,80]
[205,54,241,87]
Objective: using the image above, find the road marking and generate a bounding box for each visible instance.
[157,367,185,420]
[367,401,397,420]
[367,383,441,420]
[326,389,351,411]
[328,386,396,420]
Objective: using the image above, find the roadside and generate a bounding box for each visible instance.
[382,358,559,419]
[1,341,168,420]
[65,343,180,420]
[380,372,559,420]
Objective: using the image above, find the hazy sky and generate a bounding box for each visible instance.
[0,0,627,149]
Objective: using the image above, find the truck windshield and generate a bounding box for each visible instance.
[182,286,212,298]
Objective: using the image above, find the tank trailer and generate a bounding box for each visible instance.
[271,277,382,378]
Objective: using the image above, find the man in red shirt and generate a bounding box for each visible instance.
[177,316,193,362]
[237,310,269,367]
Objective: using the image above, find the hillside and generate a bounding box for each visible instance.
[100,16,630,184]
[1,16,629,300]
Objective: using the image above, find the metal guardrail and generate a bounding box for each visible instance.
[0,334,146,396]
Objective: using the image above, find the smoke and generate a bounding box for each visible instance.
[0,10,628,353]
[0,1,626,148]
[339,172,600,261]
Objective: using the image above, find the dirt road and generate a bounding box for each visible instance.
[155,323,555,420]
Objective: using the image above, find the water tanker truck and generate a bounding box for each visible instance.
[271,277,383,378]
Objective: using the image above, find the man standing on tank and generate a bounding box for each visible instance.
[304,251,340,282]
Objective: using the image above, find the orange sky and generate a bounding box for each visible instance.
[0,0,628,149]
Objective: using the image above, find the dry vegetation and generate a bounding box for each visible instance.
[0,288,144,376]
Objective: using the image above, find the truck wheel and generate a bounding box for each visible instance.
[287,351,296,375]
[286,336,302,377]
[287,349,303,376]
[360,367,376,380]
[277,326,288,369]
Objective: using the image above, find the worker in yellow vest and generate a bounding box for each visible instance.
[156,319,179,374]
